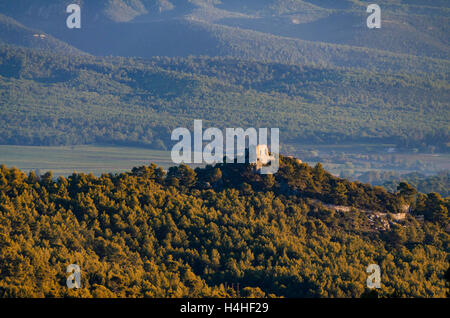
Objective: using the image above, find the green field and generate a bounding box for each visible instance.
[0,144,174,176]
[2,143,449,179]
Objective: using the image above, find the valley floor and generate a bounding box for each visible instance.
[0,144,173,176]
[1,144,448,179]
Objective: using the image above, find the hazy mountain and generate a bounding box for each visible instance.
[0,13,83,55]
[0,0,447,71]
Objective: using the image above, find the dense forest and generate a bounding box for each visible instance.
[359,171,450,198]
[0,157,448,297]
[0,45,448,152]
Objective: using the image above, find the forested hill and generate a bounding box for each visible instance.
[0,158,448,297]
[0,45,448,151]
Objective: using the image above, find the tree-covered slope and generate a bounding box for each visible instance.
[217,0,450,60]
[0,45,448,150]
[0,158,448,297]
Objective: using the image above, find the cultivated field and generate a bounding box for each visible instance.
[0,144,174,176]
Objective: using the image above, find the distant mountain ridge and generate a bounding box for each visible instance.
[0,13,84,55]
[0,0,447,69]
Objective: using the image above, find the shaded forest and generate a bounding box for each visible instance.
[0,45,448,152]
